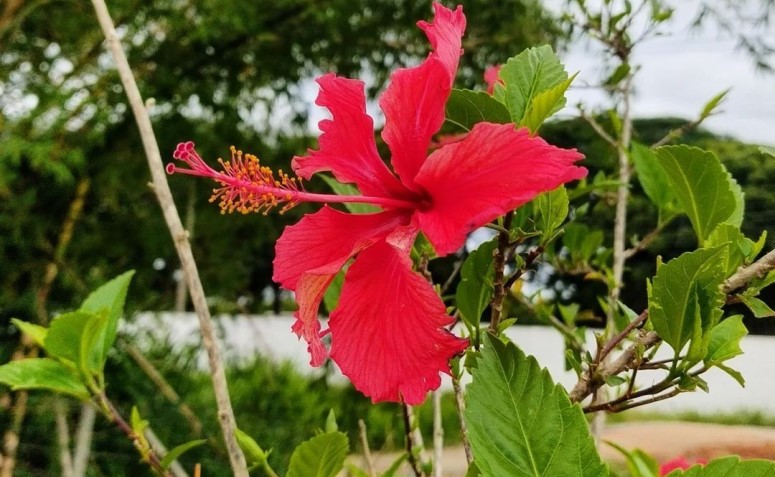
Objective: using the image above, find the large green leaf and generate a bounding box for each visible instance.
[649,247,727,357]
[654,146,739,244]
[465,334,608,477]
[521,73,576,133]
[631,141,677,220]
[11,318,48,348]
[665,456,775,476]
[44,311,97,366]
[493,45,568,126]
[0,358,89,400]
[287,432,348,477]
[445,89,511,132]
[456,239,498,331]
[706,223,753,276]
[80,270,135,363]
[534,185,568,241]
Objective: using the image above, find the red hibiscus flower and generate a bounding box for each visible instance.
[168,3,586,404]
[659,456,707,475]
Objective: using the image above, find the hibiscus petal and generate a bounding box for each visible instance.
[379,4,466,188]
[273,206,409,365]
[328,237,468,405]
[292,74,408,198]
[413,122,587,255]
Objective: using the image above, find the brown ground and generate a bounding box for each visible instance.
[349,422,775,476]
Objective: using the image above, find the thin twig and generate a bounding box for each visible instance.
[87,1,248,474]
[72,403,97,477]
[54,399,74,477]
[578,109,619,150]
[451,374,472,465]
[623,215,677,259]
[402,404,423,477]
[723,248,775,293]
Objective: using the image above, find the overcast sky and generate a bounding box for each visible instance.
[553,0,774,145]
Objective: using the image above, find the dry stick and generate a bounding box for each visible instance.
[87,1,248,474]
[432,391,444,477]
[488,211,514,333]
[72,403,97,477]
[402,404,424,477]
[358,420,377,477]
[723,249,775,293]
[54,399,75,477]
[0,177,90,477]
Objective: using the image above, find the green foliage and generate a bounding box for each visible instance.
[0,358,89,400]
[286,432,348,477]
[456,239,498,335]
[606,442,659,477]
[648,247,727,361]
[534,185,569,242]
[236,428,272,471]
[160,439,207,471]
[493,45,569,128]
[631,141,678,222]
[664,456,775,476]
[445,89,511,131]
[465,334,607,477]
[654,146,742,244]
[521,72,577,134]
[79,270,135,363]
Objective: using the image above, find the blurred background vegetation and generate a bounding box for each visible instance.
[1,0,773,475]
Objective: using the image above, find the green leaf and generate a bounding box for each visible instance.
[494,45,568,126]
[380,453,408,477]
[325,409,338,433]
[654,146,739,244]
[534,186,568,241]
[521,73,577,133]
[603,64,631,87]
[465,462,482,477]
[11,319,48,348]
[706,223,752,276]
[705,315,747,366]
[727,175,745,228]
[739,295,775,318]
[287,432,349,477]
[80,270,135,363]
[45,311,96,365]
[160,439,206,470]
[664,455,775,476]
[605,442,659,477]
[320,176,379,214]
[0,358,89,400]
[236,429,270,468]
[445,89,511,131]
[465,334,608,477]
[456,239,498,331]
[699,89,729,121]
[649,247,727,356]
[322,269,345,314]
[631,142,677,219]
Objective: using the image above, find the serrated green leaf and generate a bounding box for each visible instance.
[236,429,270,468]
[649,247,727,356]
[465,334,608,477]
[320,176,380,214]
[739,295,775,318]
[522,73,577,133]
[705,315,747,366]
[665,455,775,476]
[325,409,338,433]
[287,432,349,477]
[11,319,48,348]
[654,146,739,244]
[727,175,745,228]
[80,270,135,364]
[631,142,677,219]
[0,358,89,400]
[699,89,729,120]
[160,439,206,470]
[494,45,568,126]
[80,313,109,375]
[445,89,511,131]
[45,311,96,366]
[456,239,498,332]
[706,223,752,276]
[534,186,568,241]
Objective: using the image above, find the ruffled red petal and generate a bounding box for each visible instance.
[273,206,410,365]
[413,123,587,255]
[292,74,408,199]
[379,3,466,188]
[328,235,468,404]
